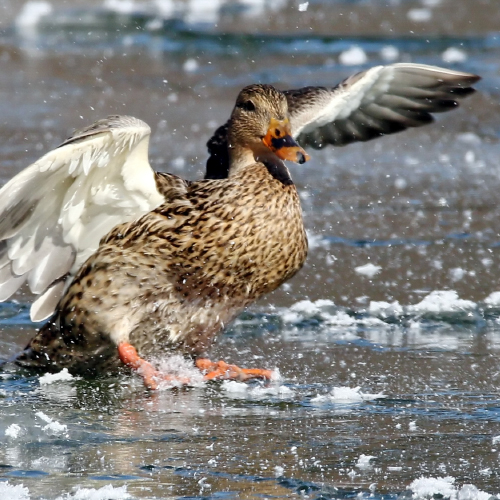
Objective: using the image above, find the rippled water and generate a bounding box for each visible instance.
[1,0,500,498]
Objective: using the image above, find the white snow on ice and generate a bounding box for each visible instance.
[407,291,476,315]
[407,476,494,500]
[355,263,382,278]
[312,386,386,404]
[356,454,376,469]
[35,411,68,437]
[0,483,30,500]
[222,379,293,400]
[39,368,78,385]
[5,423,22,439]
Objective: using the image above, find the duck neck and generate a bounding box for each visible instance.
[228,142,294,185]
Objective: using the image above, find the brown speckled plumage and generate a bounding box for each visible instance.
[16,84,308,375]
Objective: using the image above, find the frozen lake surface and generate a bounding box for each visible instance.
[1,0,500,498]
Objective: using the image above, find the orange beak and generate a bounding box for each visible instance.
[262,117,310,164]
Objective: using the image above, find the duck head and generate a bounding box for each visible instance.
[227,84,310,174]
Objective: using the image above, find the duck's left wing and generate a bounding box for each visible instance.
[286,63,480,149]
[0,115,166,321]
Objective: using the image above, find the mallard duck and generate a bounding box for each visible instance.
[0,64,478,389]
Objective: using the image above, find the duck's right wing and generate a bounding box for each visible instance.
[0,115,167,322]
[286,63,480,148]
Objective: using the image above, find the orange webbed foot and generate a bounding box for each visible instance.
[195,358,274,382]
[118,342,190,390]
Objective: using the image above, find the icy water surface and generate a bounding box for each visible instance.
[1,0,500,498]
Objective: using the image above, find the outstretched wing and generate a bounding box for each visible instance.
[204,63,480,178]
[286,63,480,148]
[0,115,165,321]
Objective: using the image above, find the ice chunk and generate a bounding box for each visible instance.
[39,368,77,385]
[369,300,403,319]
[0,482,30,500]
[356,454,376,469]
[339,46,367,66]
[312,386,386,404]
[35,411,68,437]
[54,484,131,499]
[408,291,476,314]
[5,423,22,439]
[355,263,382,278]
[222,380,294,400]
[458,484,493,500]
[484,292,500,306]
[409,476,456,498]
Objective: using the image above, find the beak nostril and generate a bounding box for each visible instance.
[275,129,281,137]
[297,152,306,164]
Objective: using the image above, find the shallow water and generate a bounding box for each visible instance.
[1,0,500,498]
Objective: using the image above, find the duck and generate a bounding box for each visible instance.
[0,64,479,389]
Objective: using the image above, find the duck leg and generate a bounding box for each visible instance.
[118,342,190,390]
[195,358,274,381]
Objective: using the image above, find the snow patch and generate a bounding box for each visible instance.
[298,2,309,12]
[5,423,23,439]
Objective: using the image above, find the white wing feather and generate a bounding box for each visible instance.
[288,63,480,145]
[0,115,164,321]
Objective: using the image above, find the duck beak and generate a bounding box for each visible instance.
[262,117,310,164]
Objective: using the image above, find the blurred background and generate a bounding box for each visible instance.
[1,2,500,499]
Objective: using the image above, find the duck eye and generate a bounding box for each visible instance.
[239,100,256,112]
